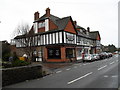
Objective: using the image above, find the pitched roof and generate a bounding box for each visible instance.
[35,14,71,31]
[55,16,71,30]
[76,30,91,39]
[35,14,60,22]
[76,25,85,29]
[89,31,100,40]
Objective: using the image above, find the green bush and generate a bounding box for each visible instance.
[2,53,11,61]
[12,60,30,67]
[2,63,12,68]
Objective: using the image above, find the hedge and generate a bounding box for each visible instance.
[2,65,42,87]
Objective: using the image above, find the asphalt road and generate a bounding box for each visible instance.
[3,55,119,88]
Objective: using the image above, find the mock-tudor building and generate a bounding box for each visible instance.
[11,8,101,62]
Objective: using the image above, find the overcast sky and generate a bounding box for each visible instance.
[0,0,119,47]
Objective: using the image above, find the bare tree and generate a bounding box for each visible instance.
[12,23,35,63]
[12,23,30,38]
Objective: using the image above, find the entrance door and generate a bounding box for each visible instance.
[66,48,75,61]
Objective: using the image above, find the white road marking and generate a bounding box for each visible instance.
[66,68,71,70]
[74,66,77,68]
[83,64,87,65]
[67,72,93,84]
[56,70,62,73]
[111,75,118,78]
[104,75,108,78]
[98,65,107,71]
[110,62,115,65]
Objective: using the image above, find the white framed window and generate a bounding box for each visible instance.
[39,22,45,28]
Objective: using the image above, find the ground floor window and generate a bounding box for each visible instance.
[66,48,75,58]
[48,48,61,59]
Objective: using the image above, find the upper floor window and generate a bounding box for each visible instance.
[39,22,45,28]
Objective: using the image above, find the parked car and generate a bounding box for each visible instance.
[99,52,113,60]
[99,53,105,60]
[108,53,113,57]
[83,54,94,62]
[92,54,100,60]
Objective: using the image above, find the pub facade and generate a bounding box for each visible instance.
[11,8,101,62]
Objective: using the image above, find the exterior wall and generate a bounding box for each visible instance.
[34,22,38,33]
[43,46,47,62]
[65,47,76,62]
[97,34,101,41]
[65,20,76,34]
[38,27,45,33]
[15,48,28,57]
[92,47,101,54]
[10,45,17,55]
[45,19,49,32]
[44,46,66,62]
[43,46,77,62]
[38,21,45,33]
[76,47,83,60]
[12,46,44,62]
[37,19,58,33]
[49,19,58,31]
[63,32,76,44]
[61,46,66,62]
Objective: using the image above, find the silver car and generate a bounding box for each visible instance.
[92,54,100,60]
[83,54,94,62]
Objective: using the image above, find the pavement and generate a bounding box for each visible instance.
[3,55,119,88]
[31,60,81,75]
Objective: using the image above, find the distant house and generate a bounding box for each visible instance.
[89,31,101,54]
[11,8,101,62]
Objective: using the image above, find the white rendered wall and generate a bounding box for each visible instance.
[45,19,49,32]
[34,22,38,33]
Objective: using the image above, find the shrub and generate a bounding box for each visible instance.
[2,65,42,86]
[12,52,19,62]
[2,62,12,68]
[2,53,11,61]
[12,60,30,67]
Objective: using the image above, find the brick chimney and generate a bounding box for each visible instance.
[86,27,90,35]
[34,11,39,21]
[87,27,90,32]
[46,7,50,17]
[73,21,77,26]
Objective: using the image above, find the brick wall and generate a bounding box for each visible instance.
[49,19,58,31]
[38,27,45,33]
[65,19,76,34]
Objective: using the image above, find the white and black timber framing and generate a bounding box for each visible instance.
[12,30,100,48]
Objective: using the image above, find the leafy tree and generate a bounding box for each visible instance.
[2,41,11,61]
[107,44,117,53]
